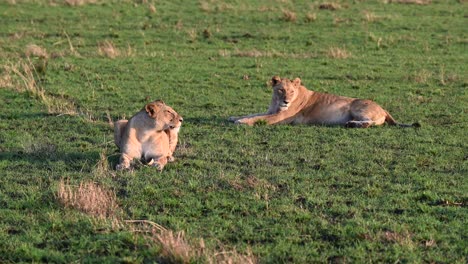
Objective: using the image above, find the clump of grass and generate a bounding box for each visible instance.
[385,0,431,5]
[126,220,256,263]
[412,69,432,84]
[0,68,14,88]
[199,1,211,12]
[381,230,415,249]
[94,150,116,178]
[98,40,120,58]
[326,47,352,59]
[319,2,341,10]
[25,44,49,59]
[282,10,297,22]
[156,230,196,263]
[64,0,97,6]
[226,49,316,59]
[57,180,120,219]
[148,3,156,13]
[305,13,317,22]
[363,11,378,22]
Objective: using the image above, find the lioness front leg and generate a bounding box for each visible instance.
[166,129,179,162]
[228,113,270,122]
[116,153,133,170]
[148,156,168,171]
[236,113,295,126]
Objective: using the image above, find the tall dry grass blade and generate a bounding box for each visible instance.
[326,47,352,59]
[98,40,120,58]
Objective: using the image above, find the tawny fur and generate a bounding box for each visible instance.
[230,76,417,128]
[114,100,183,171]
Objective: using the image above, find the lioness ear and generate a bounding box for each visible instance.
[293,78,301,86]
[145,102,161,118]
[153,99,165,105]
[271,76,281,86]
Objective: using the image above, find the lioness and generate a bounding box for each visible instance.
[115,100,183,171]
[229,76,419,128]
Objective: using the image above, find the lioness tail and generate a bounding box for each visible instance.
[385,111,420,128]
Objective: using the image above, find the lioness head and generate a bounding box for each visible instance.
[145,100,183,131]
[271,76,301,111]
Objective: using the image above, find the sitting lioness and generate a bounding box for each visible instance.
[229,76,418,128]
[115,100,183,171]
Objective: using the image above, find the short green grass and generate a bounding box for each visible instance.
[0,0,467,263]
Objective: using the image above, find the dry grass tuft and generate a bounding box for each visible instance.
[220,49,317,59]
[385,0,431,4]
[148,3,156,13]
[412,69,432,84]
[319,2,341,10]
[0,68,14,88]
[94,150,116,178]
[126,220,256,264]
[57,180,120,219]
[382,230,415,248]
[282,10,297,22]
[326,47,352,59]
[157,230,196,263]
[25,44,49,59]
[64,0,97,6]
[363,11,378,22]
[305,13,317,22]
[98,40,120,58]
[212,248,257,264]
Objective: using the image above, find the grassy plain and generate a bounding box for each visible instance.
[0,0,466,263]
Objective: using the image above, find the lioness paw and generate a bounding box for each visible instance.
[151,162,165,171]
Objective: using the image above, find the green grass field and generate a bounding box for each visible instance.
[0,0,466,263]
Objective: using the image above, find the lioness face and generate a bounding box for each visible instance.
[272,77,300,111]
[145,101,183,131]
[163,106,183,132]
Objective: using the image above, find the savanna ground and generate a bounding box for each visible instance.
[0,0,467,263]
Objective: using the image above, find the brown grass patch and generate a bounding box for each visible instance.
[305,13,317,22]
[57,180,120,219]
[148,3,156,13]
[220,49,317,59]
[326,47,352,59]
[98,40,120,58]
[386,0,431,4]
[25,44,49,59]
[126,220,256,263]
[382,230,415,248]
[363,11,379,22]
[64,0,97,6]
[282,10,297,22]
[412,69,432,84]
[319,2,341,10]
[0,69,14,88]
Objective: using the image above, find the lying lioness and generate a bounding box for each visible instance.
[229,76,419,128]
[114,100,183,171]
